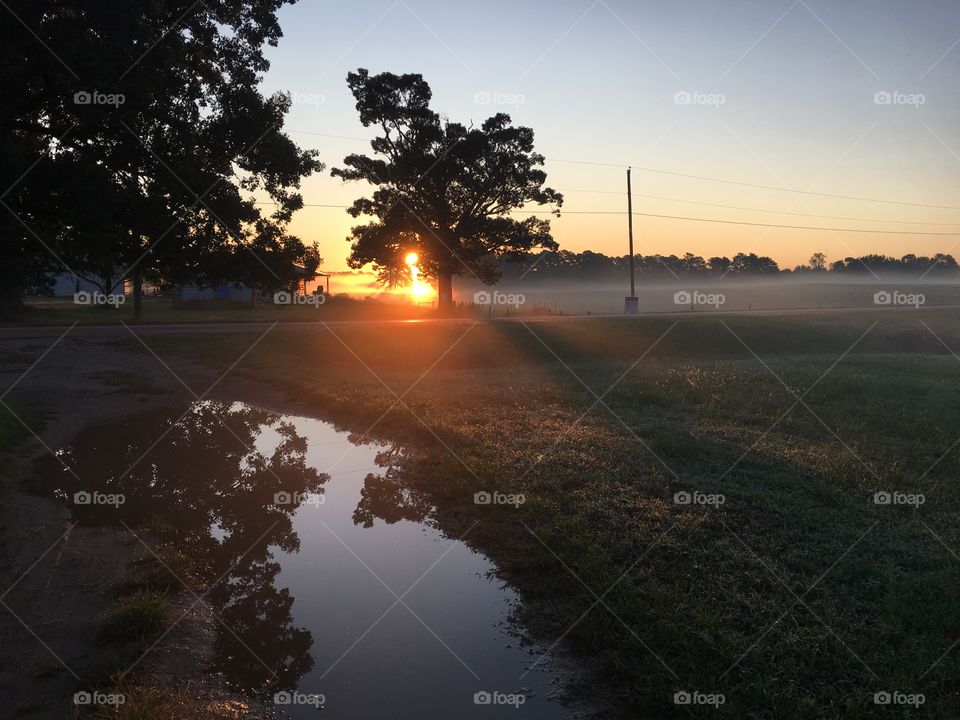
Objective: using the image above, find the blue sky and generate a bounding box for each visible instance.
[256,0,960,270]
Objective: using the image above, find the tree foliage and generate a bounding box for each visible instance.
[332,68,562,308]
[1,0,322,315]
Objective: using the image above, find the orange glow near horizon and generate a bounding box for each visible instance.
[405,251,434,301]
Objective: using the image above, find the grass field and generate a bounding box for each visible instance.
[6,296,435,326]
[459,278,960,316]
[100,310,960,717]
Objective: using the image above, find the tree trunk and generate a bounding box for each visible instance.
[436,270,453,314]
[132,268,143,322]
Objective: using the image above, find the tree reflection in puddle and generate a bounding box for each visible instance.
[29,401,329,695]
[352,446,431,528]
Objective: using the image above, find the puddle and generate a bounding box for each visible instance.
[29,401,572,718]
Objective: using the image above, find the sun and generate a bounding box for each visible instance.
[411,280,433,299]
[403,251,433,300]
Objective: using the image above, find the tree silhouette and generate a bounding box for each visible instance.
[729,252,781,274]
[333,68,563,311]
[1,0,322,317]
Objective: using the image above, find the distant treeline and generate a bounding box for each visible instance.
[499,250,960,282]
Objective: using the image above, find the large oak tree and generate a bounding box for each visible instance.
[333,69,562,311]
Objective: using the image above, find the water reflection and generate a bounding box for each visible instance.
[353,446,431,528]
[29,402,571,718]
[30,401,326,694]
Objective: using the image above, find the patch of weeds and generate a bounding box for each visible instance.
[97,590,169,645]
[113,555,180,596]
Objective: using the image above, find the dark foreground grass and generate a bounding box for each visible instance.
[0,401,50,510]
[122,310,960,718]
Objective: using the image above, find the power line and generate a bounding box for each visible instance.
[545,158,960,211]
[276,203,353,209]
[552,189,960,226]
[617,212,960,235]
[288,129,370,142]
[268,193,960,227]
[285,128,959,211]
[256,201,960,234]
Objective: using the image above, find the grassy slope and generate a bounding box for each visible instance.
[120,310,960,719]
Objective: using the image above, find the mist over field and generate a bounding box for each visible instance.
[453,274,960,315]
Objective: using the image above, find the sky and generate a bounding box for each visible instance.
[255,0,960,282]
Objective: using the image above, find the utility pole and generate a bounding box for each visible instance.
[624,166,638,314]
